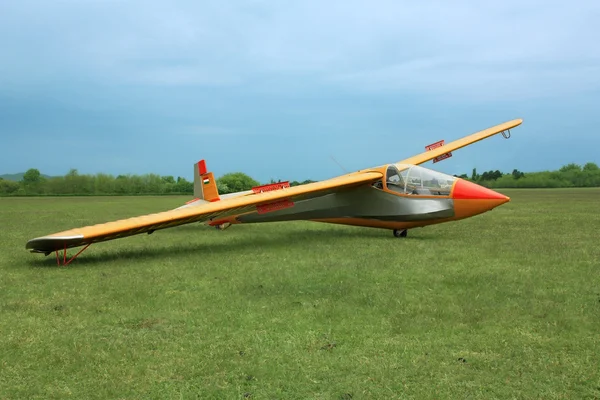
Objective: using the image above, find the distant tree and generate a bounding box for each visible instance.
[512,169,525,179]
[217,172,259,193]
[453,174,469,179]
[471,168,478,181]
[478,169,505,182]
[175,177,193,194]
[583,162,599,172]
[64,168,94,194]
[559,163,582,173]
[217,181,230,194]
[22,168,44,194]
[114,174,130,194]
[143,174,163,194]
[22,168,42,184]
[0,179,20,195]
[289,179,316,186]
[94,173,115,194]
[159,175,176,193]
[161,176,176,184]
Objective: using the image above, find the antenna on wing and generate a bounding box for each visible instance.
[330,155,348,173]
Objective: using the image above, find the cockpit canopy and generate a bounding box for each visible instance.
[384,164,457,196]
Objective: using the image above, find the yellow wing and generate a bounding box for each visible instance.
[26,171,383,253]
[398,119,523,166]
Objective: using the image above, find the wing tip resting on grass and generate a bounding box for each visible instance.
[26,234,85,253]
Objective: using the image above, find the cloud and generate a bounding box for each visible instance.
[0,0,599,180]
[329,58,600,100]
[1,0,598,100]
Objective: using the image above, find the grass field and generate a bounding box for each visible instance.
[1,189,599,399]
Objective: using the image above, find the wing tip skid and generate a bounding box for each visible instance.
[26,234,85,252]
[507,118,523,127]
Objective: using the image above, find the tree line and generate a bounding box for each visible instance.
[1,162,599,196]
[0,168,316,196]
[457,162,600,189]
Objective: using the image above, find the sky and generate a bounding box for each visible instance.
[1,0,599,182]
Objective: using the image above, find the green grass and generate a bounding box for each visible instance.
[1,189,599,399]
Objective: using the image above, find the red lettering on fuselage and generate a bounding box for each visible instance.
[256,199,294,214]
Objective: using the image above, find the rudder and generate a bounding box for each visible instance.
[194,160,220,202]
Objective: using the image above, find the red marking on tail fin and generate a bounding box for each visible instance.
[198,160,207,175]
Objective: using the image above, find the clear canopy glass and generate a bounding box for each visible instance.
[384,164,457,196]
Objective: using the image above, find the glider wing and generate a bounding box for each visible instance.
[398,119,523,166]
[26,171,383,253]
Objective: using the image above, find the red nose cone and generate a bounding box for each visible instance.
[452,180,509,201]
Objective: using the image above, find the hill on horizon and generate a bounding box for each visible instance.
[0,172,54,181]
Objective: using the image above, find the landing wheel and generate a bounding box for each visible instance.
[393,229,407,238]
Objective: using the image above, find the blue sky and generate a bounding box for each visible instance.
[1,0,599,182]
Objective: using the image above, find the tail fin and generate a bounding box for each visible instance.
[193,160,220,202]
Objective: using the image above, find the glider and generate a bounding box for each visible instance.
[27,119,523,265]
